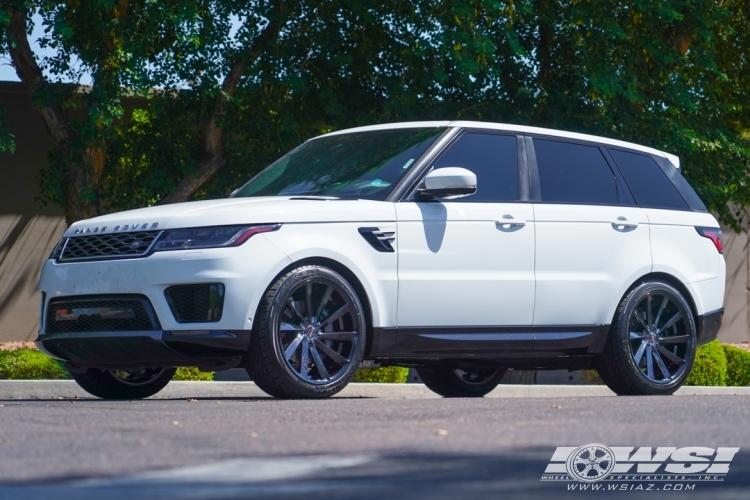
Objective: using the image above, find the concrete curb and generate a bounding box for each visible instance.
[1,380,750,400]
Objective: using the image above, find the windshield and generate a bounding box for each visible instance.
[233,127,445,200]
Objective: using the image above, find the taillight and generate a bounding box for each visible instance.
[695,226,723,254]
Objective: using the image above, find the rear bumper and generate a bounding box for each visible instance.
[35,329,251,370]
[696,308,723,346]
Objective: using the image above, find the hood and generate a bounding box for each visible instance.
[63,197,396,237]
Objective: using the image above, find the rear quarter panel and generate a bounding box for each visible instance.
[647,209,726,315]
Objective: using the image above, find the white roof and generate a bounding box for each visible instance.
[319,120,680,169]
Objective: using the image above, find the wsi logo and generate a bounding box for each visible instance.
[542,444,739,483]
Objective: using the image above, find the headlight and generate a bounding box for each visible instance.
[153,224,281,251]
[49,238,66,260]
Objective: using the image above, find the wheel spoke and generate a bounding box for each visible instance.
[309,344,330,380]
[633,310,649,330]
[318,331,358,341]
[657,311,683,334]
[653,295,669,329]
[630,331,647,339]
[659,334,689,344]
[313,338,349,365]
[653,349,672,380]
[321,304,350,329]
[284,335,303,361]
[286,297,307,324]
[280,322,304,332]
[647,294,653,326]
[305,282,313,320]
[315,285,333,321]
[299,337,310,378]
[633,340,648,365]
[646,345,654,379]
[655,344,686,365]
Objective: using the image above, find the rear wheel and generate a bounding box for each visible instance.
[247,265,367,399]
[417,367,506,398]
[597,280,696,395]
[72,367,176,399]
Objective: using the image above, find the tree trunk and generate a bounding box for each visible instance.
[6,9,101,225]
[159,20,280,205]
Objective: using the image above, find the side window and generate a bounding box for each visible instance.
[609,149,689,210]
[430,133,517,202]
[533,138,618,205]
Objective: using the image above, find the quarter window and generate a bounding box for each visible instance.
[609,149,688,210]
[533,139,618,205]
[430,133,518,202]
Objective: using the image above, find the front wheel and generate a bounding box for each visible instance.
[417,367,506,398]
[596,280,697,396]
[247,265,367,399]
[72,367,176,399]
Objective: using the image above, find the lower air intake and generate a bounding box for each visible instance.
[164,284,225,323]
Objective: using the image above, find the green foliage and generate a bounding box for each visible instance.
[686,340,727,386]
[173,367,214,381]
[1,1,750,226]
[723,345,750,386]
[353,366,409,383]
[0,349,70,380]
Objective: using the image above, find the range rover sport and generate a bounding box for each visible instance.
[37,121,725,399]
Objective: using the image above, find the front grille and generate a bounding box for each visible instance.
[165,284,225,323]
[59,231,161,262]
[46,295,160,333]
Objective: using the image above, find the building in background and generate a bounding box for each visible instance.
[1,80,747,343]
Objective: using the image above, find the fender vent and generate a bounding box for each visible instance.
[358,227,395,252]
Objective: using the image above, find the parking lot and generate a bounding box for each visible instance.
[1,384,749,499]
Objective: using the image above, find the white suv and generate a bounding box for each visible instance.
[37,121,725,399]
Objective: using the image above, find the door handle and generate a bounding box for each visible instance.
[611,216,638,229]
[496,215,526,229]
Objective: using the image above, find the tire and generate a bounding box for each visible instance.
[596,280,697,396]
[72,367,176,399]
[247,265,367,399]
[417,367,506,398]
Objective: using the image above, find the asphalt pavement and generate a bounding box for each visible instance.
[1,384,749,499]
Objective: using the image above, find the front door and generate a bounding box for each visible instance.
[396,132,536,349]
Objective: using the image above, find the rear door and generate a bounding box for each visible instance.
[530,137,652,333]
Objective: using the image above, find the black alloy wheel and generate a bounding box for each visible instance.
[248,265,367,399]
[417,366,506,397]
[597,280,697,395]
[71,367,176,399]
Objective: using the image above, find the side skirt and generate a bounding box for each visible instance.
[366,325,609,369]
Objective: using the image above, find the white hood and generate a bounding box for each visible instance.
[63,197,396,237]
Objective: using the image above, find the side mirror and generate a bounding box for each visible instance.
[418,167,477,200]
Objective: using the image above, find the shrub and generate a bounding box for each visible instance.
[0,349,70,380]
[723,345,750,386]
[685,340,727,386]
[580,370,604,385]
[173,367,214,381]
[353,366,409,383]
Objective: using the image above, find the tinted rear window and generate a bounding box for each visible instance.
[431,133,517,202]
[609,149,688,210]
[534,139,618,205]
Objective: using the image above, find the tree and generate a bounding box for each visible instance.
[0,1,749,229]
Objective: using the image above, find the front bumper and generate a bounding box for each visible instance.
[36,330,251,370]
[38,234,291,333]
